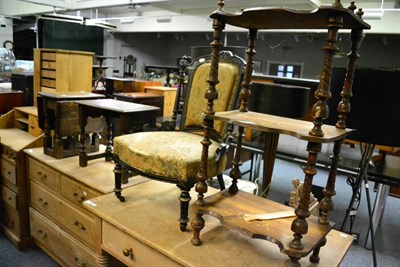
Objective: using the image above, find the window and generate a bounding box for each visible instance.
[267,61,303,78]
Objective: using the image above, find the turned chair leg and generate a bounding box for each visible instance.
[216,173,226,190]
[113,159,125,202]
[178,187,191,231]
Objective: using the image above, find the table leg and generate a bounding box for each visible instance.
[261,132,280,198]
[105,115,113,161]
[79,108,88,167]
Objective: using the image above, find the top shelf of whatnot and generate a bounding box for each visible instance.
[210,5,370,30]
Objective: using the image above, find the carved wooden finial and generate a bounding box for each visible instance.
[357,8,364,18]
[217,0,225,11]
[332,0,343,8]
[348,1,357,12]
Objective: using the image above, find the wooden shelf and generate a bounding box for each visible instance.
[208,110,354,143]
[196,189,334,257]
[211,6,370,30]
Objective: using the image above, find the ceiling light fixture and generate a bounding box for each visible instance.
[85,19,117,30]
[38,13,84,24]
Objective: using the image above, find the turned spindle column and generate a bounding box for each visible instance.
[191,1,225,246]
[319,2,365,226]
[309,12,343,137]
[239,28,257,112]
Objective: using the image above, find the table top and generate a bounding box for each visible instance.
[145,86,177,91]
[83,180,353,267]
[75,98,160,113]
[38,91,105,100]
[113,92,164,99]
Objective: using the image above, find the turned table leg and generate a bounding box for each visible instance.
[319,139,343,224]
[290,141,321,250]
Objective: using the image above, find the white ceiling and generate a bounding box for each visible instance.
[3,0,400,34]
[6,0,398,17]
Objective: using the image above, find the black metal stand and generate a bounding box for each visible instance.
[340,143,377,267]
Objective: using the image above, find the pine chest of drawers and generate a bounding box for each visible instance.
[25,147,147,266]
[0,106,42,250]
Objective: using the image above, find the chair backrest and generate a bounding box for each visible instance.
[179,51,246,139]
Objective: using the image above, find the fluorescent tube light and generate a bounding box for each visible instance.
[85,19,117,30]
[39,13,84,24]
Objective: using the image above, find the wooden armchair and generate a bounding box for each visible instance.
[112,51,245,231]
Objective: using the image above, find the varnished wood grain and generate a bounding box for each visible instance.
[208,110,354,143]
[84,181,352,267]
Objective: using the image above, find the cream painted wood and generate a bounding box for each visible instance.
[30,208,99,267]
[84,180,353,267]
[29,158,61,193]
[102,221,180,267]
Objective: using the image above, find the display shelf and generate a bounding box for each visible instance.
[208,110,354,143]
[195,189,334,258]
[192,1,370,266]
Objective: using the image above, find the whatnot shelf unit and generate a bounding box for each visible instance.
[192,1,370,266]
[0,106,43,249]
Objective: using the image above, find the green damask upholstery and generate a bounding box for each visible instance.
[114,131,227,185]
[184,62,240,135]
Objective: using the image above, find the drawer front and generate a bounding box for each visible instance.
[102,221,179,267]
[1,158,17,185]
[1,184,17,209]
[30,181,100,250]
[0,204,21,237]
[41,78,56,88]
[30,208,97,267]
[61,176,100,206]
[41,61,56,69]
[41,69,56,79]
[29,158,60,192]
[41,52,56,61]
[1,146,17,164]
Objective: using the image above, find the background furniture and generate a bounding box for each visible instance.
[76,98,159,167]
[0,84,24,115]
[0,106,43,249]
[26,147,146,266]
[105,77,162,94]
[192,1,369,266]
[11,73,34,106]
[33,48,94,106]
[113,92,164,117]
[144,86,177,117]
[37,92,105,159]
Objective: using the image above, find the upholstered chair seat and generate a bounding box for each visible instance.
[114,131,227,185]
